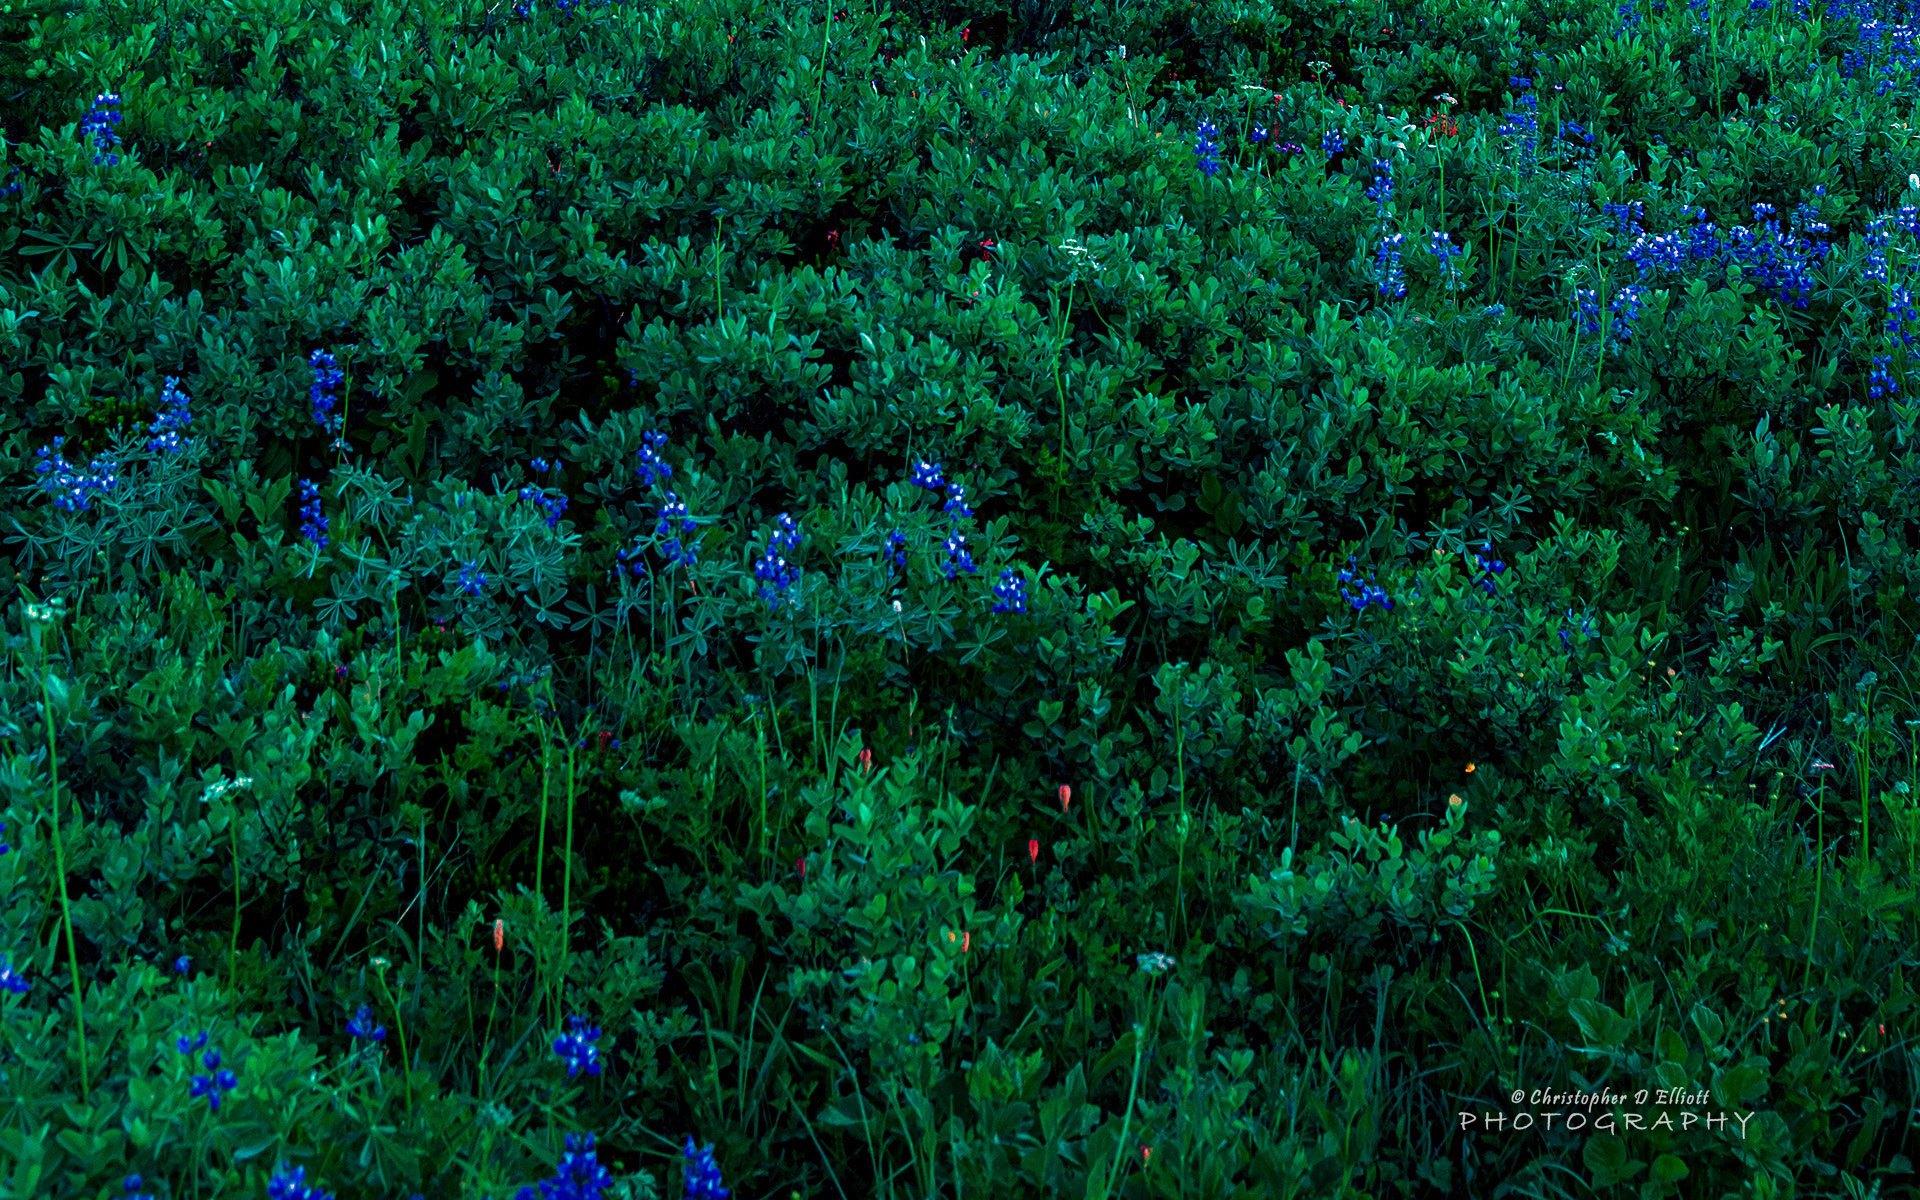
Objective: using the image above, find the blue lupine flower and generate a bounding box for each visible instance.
[80,92,123,165]
[654,492,699,567]
[1602,201,1646,239]
[1870,354,1900,400]
[754,513,803,607]
[34,439,119,512]
[267,1165,335,1200]
[1725,202,1823,309]
[1365,160,1393,209]
[553,1014,604,1078]
[1865,217,1890,284]
[188,1044,238,1110]
[1683,206,1722,262]
[297,479,329,548]
[909,459,946,491]
[308,349,344,439]
[635,431,673,488]
[614,541,649,580]
[1193,119,1223,177]
[347,1004,387,1044]
[1509,76,1534,91]
[174,955,190,975]
[1560,121,1592,146]
[531,457,563,475]
[1609,284,1646,343]
[884,530,907,570]
[518,486,569,529]
[1626,232,1687,278]
[1249,124,1269,144]
[147,376,192,454]
[1374,233,1407,300]
[0,821,9,855]
[942,482,974,520]
[1321,129,1346,159]
[1618,0,1640,30]
[454,561,488,597]
[0,956,29,995]
[123,1175,155,1200]
[1473,546,1508,595]
[1559,608,1597,648]
[1889,285,1919,348]
[1496,84,1539,168]
[991,568,1028,614]
[177,1030,209,1054]
[683,1138,732,1200]
[1688,0,1709,26]
[1428,231,1463,288]
[942,529,978,579]
[517,1133,613,1200]
[1575,287,1601,337]
[1335,557,1393,612]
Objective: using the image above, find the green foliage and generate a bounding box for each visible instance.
[1,0,1918,1196]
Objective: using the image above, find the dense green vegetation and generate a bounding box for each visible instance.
[2,0,1918,1195]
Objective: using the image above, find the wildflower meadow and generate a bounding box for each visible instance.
[2,0,1919,1195]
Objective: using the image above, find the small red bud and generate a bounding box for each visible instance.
[858,747,873,771]
[797,856,808,879]
[1028,838,1040,865]
[1058,784,1071,812]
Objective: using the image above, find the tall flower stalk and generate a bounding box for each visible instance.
[26,603,88,1094]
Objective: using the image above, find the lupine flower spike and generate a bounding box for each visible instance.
[517,1133,612,1200]
[347,1004,387,1044]
[553,1014,604,1078]
[683,1137,731,1200]
[268,1165,336,1200]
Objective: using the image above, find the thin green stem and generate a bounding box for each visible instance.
[36,652,90,1096]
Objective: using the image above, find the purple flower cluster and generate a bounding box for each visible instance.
[1366,160,1393,209]
[267,1165,335,1200]
[942,528,977,579]
[683,1138,732,1200]
[34,438,119,512]
[455,561,488,597]
[1336,556,1393,612]
[519,485,569,529]
[147,376,192,454]
[635,430,673,488]
[656,492,698,568]
[1375,233,1407,300]
[553,1014,604,1078]
[1473,545,1507,595]
[347,1004,387,1044]
[1193,119,1222,177]
[517,1133,612,1200]
[753,514,802,607]
[80,92,123,165]
[308,349,344,440]
[297,479,329,547]
[991,567,1028,614]
[178,1031,238,1111]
